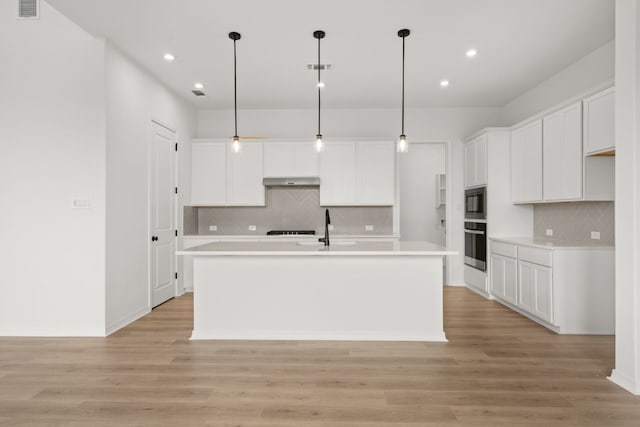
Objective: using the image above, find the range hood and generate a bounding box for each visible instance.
[262,177,320,187]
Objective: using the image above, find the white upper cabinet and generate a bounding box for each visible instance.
[226,142,265,206]
[542,102,583,201]
[190,141,264,206]
[320,141,395,206]
[464,135,487,189]
[583,87,615,155]
[511,120,543,203]
[263,142,318,177]
[320,142,357,205]
[191,142,226,205]
[358,142,396,205]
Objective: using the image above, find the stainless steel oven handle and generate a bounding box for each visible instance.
[464,229,485,235]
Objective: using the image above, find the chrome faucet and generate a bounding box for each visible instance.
[318,208,331,246]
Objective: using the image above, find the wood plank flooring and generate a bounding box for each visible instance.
[1,287,638,426]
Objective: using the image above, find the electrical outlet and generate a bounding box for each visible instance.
[591,231,601,240]
[328,225,334,231]
[209,225,218,231]
[545,229,553,237]
[248,225,257,231]
[365,225,374,231]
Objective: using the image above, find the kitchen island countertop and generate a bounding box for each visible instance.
[177,240,456,256]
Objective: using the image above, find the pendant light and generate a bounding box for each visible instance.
[229,31,242,153]
[314,30,326,153]
[397,28,410,153]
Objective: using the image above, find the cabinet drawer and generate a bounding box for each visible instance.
[490,241,517,258]
[518,246,552,267]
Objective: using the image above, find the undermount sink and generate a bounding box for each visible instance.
[296,241,357,246]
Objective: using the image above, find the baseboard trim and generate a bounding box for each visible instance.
[447,283,466,287]
[465,284,491,299]
[608,370,639,395]
[191,330,448,342]
[106,306,150,336]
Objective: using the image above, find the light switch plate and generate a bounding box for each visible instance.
[209,225,218,231]
[545,229,553,237]
[365,225,374,231]
[591,231,601,240]
[72,198,92,209]
[248,225,257,231]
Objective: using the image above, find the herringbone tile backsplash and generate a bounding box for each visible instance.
[186,188,393,236]
[533,202,614,245]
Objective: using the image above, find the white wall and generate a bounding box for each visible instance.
[198,107,502,285]
[0,2,106,335]
[609,0,640,395]
[105,45,197,334]
[500,40,615,125]
[399,143,446,245]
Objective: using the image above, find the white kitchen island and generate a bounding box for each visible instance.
[177,241,456,342]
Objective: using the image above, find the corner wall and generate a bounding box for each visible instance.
[105,45,197,333]
[0,2,106,335]
[610,0,640,395]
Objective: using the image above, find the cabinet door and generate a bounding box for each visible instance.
[511,120,543,203]
[357,141,395,205]
[502,256,518,306]
[475,136,487,186]
[320,142,357,205]
[543,103,583,201]
[490,254,505,299]
[293,142,319,176]
[583,87,615,155]
[518,260,553,323]
[226,143,265,205]
[190,143,226,205]
[464,141,476,188]
[263,142,294,177]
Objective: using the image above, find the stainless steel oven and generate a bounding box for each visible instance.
[465,187,486,220]
[464,221,487,271]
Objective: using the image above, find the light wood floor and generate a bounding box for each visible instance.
[1,287,638,426]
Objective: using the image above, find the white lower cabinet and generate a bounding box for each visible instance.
[488,238,614,334]
[489,253,517,306]
[517,260,553,324]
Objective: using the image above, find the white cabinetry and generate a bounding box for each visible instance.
[488,238,614,334]
[191,143,227,205]
[510,120,543,203]
[226,142,265,205]
[320,141,395,206]
[464,135,487,188]
[263,142,318,177]
[190,141,265,206]
[583,87,615,155]
[517,260,553,324]
[542,102,583,201]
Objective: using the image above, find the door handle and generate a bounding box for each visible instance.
[151,236,158,242]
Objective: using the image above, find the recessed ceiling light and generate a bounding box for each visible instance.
[440,80,450,88]
[317,81,325,88]
[194,82,204,90]
[465,49,478,58]
[163,53,175,62]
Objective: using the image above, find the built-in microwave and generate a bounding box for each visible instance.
[465,187,486,220]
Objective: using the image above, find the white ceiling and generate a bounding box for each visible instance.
[47,0,614,110]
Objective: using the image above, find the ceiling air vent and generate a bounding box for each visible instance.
[18,0,39,19]
[192,90,206,97]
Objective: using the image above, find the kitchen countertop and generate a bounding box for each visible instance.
[177,240,456,256]
[489,236,614,250]
[183,234,400,240]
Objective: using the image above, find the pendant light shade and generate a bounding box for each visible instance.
[397,28,410,153]
[314,30,325,153]
[229,31,242,153]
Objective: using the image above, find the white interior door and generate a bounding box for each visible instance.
[150,122,176,308]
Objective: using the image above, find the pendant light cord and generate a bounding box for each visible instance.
[401,34,405,136]
[317,35,321,136]
[233,38,238,138]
